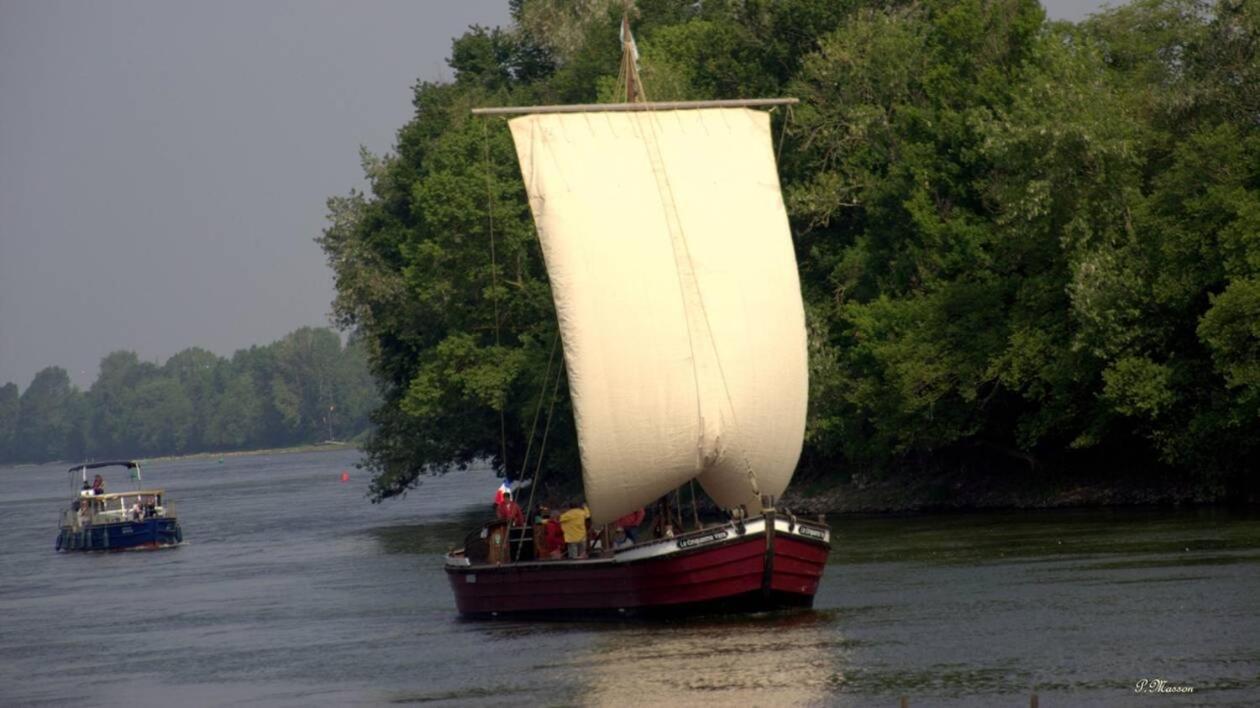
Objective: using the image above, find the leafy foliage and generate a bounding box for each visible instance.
[0,327,379,464]
[326,0,1259,501]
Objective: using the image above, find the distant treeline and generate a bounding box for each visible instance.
[0,327,378,464]
[323,0,1259,502]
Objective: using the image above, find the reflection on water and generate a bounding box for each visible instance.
[822,508,1260,706]
[370,514,484,556]
[1,453,1258,707]
[578,613,847,706]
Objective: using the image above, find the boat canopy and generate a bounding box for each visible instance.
[67,460,140,473]
[80,490,165,501]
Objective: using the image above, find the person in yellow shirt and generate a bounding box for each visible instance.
[559,500,590,559]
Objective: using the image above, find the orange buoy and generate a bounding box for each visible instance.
[340,471,350,483]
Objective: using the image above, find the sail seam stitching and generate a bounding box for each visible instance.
[634,109,762,501]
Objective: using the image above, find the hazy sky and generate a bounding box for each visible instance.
[0,0,1106,390]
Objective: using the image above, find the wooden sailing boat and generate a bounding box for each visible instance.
[444,11,830,619]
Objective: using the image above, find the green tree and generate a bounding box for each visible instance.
[86,351,158,457]
[786,0,1046,472]
[328,336,380,440]
[130,376,195,455]
[324,0,1260,503]
[15,367,78,463]
[269,327,342,441]
[204,371,265,449]
[164,347,225,450]
[0,382,18,461]
[320,0,856,501]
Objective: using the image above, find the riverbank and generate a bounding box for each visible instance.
[138,441,359,465]
[0,442,361,471]
[781,468,1250,515]
[122,446,1254,516]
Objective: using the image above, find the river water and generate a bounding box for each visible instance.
[1,450,1256,707]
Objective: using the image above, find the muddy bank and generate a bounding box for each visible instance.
[780,470,1250,516]
[137,441,358,465]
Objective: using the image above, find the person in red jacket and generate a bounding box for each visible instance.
[541,510,565,559]
[496,492,525,527]
[615,507,646,543]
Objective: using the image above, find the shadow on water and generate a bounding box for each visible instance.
[814,506,1260,706]
[830,506,1260,565]
[368,508,488,556]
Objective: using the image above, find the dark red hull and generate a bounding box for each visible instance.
[445,516,830,619]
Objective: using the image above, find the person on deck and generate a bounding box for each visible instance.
[533,503,551,526]
[615,507,645,544]
[652,499,676,538]
[559,500,590,559]
[496,492,525,527]
[92,475,105,495]
[542,510,565,559]
[612,526,634,550]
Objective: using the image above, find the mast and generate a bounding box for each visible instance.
[618,3,644,104]
[471,10,808,525]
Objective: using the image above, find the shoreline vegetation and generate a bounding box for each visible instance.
[139,440,360,466]
[782,472,1250,516]
[0,327,379,466]
[1,441,360,470]
[11,3,1257,520]
[16,440,1251,516]
[322,1,1260,509]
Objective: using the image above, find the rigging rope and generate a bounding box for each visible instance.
[482,120,509,478]
[529,360,565,502]
[776,102,794,166]
[689,478,701,530]
[518,353,565,561]
[517,332,561,483]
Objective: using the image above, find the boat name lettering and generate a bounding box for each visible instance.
[676,530,729,549]
[797,526,826,540]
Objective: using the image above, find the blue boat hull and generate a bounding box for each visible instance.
[56,518,183,552]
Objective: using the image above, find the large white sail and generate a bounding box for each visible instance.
[509,108,807,524]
